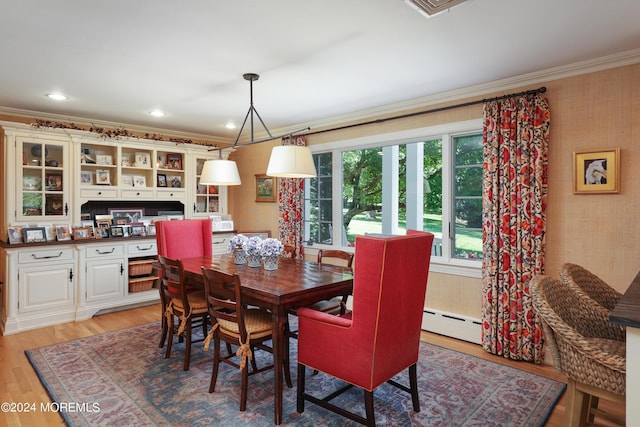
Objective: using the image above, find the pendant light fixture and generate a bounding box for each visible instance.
[199,73,316,186]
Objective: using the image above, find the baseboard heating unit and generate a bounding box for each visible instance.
[421,309,482,345]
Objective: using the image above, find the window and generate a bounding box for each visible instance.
[304,119,483,275]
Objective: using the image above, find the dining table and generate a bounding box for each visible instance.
[180,253,353,425]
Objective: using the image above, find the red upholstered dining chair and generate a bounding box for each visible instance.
[296,230,434,426]
[201,267,277,411]
[155,219,212,348]
[158,255,209,371]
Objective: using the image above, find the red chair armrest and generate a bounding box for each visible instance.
[297,307,352,328]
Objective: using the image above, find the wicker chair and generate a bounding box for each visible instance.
[531,275,626,426]
[559,263,623,312]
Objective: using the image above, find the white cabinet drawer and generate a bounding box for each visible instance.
[127,240,157,256]
[156,189,186,200]
[80,188,118,199]
[85,244,125,258]
[18,247,75,264]
[121,189,154,199]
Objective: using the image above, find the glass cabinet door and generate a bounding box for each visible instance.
[18,138,69,220]
[194,157,223,215]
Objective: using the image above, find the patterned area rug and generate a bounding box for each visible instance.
[26,322,565,426]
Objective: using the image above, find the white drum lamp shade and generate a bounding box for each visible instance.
[199,159,241,185]
[266,145,317,178]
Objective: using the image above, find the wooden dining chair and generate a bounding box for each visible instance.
[296,231,434,426]
[155,219,212,348]
[201,267,278,411]
[158,255,209,371]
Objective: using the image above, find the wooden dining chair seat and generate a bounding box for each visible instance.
[202,267,285,411]
[159,255,209,371]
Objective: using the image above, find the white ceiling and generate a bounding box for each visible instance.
[1,0,639,146]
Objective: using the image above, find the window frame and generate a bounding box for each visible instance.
[306,119,483,278]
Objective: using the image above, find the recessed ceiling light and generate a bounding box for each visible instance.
[149,110,165,117]
[225,122,236,129]
[46,93,68,101]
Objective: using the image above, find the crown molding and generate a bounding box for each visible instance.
[303,48,640,133]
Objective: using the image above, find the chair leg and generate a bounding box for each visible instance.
[364,390,376,427]
[183,318,192,371]
[240,357,249,411]
[409,363,420,412]
[565,379,589,427]
[296,364,306,413]
[159,306,168,348]
[165,314,175,359]
[250,344,259,372]
[209,337,221,393]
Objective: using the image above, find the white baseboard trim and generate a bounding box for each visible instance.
[421,308,482,345]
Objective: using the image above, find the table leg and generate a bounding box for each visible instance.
[271,310,283,425]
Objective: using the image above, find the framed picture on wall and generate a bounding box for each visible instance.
[573,148,620,194]
[255,174,276,202]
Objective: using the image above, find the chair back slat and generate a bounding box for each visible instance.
[201,268,247,340]
[317,249,354,270]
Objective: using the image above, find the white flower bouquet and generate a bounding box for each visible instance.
[228,234,248,251]
[259,238,284,257]
[242,236,264,256]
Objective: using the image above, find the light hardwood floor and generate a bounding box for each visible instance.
[0,304,624,426]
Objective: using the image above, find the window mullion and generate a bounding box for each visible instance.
[441,133,452,261]
[333,150,344,247]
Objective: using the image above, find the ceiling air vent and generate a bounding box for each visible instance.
[404,0,468,17]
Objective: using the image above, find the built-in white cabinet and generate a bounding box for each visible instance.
[1,245,76,334]
[1,121,235,334]
[83,243,126,303]
[15,134,71,222]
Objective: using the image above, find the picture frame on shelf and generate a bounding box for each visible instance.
[96,169,111,185]
[80,171,93,185]
[167,153,182,170]
[45,174,62,191]
[95,214,113,225]
[23,227,47,243]
[133,175,146,187]
[157,174,167,187]
[95,226,109,239]
[7,226,24,244]
[573,148,620,194]
[157,154,167,169]
[170,175,182,188]
[121,175,134,187]
[108,208,145,224]
[130,225,146,237]
[147,224,156,236]
[135,152,151,168]
[55,225,72,241]
[81,147,96,164]
[72,227,92,240]
[110,226,124,238]
[255,174,277,202]
[37,223,55,241]
[96,154,113,165]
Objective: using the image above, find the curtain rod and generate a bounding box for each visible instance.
[303,86,547,137]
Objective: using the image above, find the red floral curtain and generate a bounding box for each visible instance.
[277,135,306,259]
[481,93,550,363]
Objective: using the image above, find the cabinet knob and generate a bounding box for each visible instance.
[98,191,102,195]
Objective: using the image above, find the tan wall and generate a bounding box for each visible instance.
[230,63,640,319]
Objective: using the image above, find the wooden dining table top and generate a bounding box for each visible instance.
[180,254,354,312]
[179,253,353,425]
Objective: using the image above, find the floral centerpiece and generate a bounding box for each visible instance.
[229,234,249,264]
[228,234,248,251]
[260,238,284,270]
[243,236,264,267]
